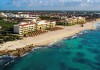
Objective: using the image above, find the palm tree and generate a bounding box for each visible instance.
[77,18,79,24]
[35,19,38,31]
[50,21,52,29]
[35,23,38,31]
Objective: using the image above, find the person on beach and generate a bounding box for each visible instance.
[81,24,84,27]
[80,24,84,27]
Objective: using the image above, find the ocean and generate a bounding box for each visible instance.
[0,23,100,70]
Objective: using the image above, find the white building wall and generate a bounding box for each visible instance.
[14,24,36,34]
[14,25,20,34]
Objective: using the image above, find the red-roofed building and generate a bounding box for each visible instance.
[14,20,56,35]
[14,21,36,34]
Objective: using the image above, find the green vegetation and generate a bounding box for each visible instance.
[0,20,18,31]
[0,33,22,44]
[57,22,73,26]
[40,16,51,20]
[0,20,22,44]
[45,27,50,30]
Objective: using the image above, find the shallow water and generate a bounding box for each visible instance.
[1,23,100,70]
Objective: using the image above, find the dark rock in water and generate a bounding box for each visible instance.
[89,61,100,70]
[95,54,100,62]
[68,67,79,70]
[94,62,100,66]
[73,57,87,64]
[62,51,72,55]
[97,45,100,48]
[51,44,61,48]
[59,61,68,70]
[87,48,100,54]
[73,57,94,66]
[73,57,100,69]
[77,45,83,49]
[34,66,47,70]
[76,52,85,57]
[81,40,90,45]
[95,68,100,70]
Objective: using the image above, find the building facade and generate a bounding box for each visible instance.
[36,20,56,30]
[64,16,86,25]
[14,22,36,35]
[14,19,56,35]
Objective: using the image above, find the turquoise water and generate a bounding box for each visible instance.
[1,24,100,70]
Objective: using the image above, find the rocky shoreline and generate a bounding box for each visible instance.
[0,44,37,57]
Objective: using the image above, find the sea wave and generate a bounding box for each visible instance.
[71,34,78,39]
[0,55,15,68]
[48,40,58,46]
[21,47,43,57]
[4,60,14,67]
[0,55,16,59]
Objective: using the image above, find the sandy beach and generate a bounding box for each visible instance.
[0,19,100,52]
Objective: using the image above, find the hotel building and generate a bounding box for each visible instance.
[64,16,86,25]
[14,18,56,35]
[14,21,36,35]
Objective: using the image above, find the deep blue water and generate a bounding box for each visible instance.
[0,23,100,70]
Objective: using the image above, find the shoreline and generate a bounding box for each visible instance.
[0,19,100,57]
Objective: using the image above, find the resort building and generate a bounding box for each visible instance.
[14,19,56,35]
[64,16,86,25]
[36,20,56,30]
[14,21,36,35]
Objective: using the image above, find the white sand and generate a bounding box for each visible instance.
[0,19,100,51]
